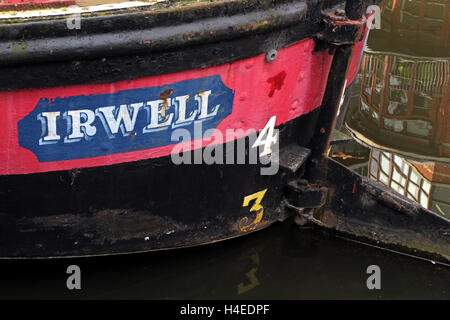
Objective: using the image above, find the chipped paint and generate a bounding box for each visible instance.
[0,0,165,19]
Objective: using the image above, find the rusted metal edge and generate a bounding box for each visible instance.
[0,0,308,65]
[316,10,367,46]
[0,217,281,260]
[301,157,450,264]
[0,0,333,91]
[0,1,162,18]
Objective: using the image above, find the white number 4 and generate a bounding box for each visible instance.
[252,116,278,157]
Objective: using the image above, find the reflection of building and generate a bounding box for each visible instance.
[379,0,450,54]
[369,148,450,219]
[344,27,450,218]
[348,50,450,162]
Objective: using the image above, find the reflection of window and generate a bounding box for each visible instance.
[375,83,383,93]
[422,180,431,193]
[384,118,404,132]
[370,158,378,178]
[372,91,381,107]
[405,120,432,137]
[369,150,433,210]
[412,93,432,117]
[380,153,390,173]
[371,110,379,121]
[391,182,403,194]
[392,168,406,186]
[394,154,408,175]
[392,60,413,86]
[369,149,379,181]
[422,17,445,37]
[424,2,446,21]
[389,76,402,86]
[389,88,408,104]
[361,100,370,112]
[407,183,419,200]
[420,191,428,208]
[387,102,407,115]
[403,0,420,16]
[380,171,389,184]
[410,170,420,184]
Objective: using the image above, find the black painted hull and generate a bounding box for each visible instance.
[0,0,382,258]
[0,113,319,258]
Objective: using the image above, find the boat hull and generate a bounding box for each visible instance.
[0,112,322,258]
[0,0,376,258]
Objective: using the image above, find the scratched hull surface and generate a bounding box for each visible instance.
[0,114,318,258]
[0,0,376,257]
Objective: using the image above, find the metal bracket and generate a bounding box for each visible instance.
[284,179,328,210]
[278,144,311,174]
[316,9,367,46]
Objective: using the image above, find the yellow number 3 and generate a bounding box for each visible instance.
[240,189,268,232]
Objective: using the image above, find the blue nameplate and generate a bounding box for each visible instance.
[18,75,234,162]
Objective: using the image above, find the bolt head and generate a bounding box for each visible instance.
[266,49,278,63]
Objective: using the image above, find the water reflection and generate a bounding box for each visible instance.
[333,0,450,220]
[0,219,449,299]
[371,0,450,57]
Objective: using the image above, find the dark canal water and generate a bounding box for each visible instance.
[0,0,449,299]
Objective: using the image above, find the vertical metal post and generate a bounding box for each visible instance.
[308,45,354,161]
[306,0,367,177]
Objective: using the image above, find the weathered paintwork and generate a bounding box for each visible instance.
[0,0,349,258]
[5,0,428,260]
[0,39,333,175]
[299,157,450,264]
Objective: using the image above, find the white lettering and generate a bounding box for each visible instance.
[96,103,142,137]
[173,95,197,127]
[38,112,61,145]
[39,91,223,144]
[143,99,174,133]
[196,90,219,120]
[65,109,97,142]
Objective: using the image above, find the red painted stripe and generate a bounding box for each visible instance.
[0,39,334,175]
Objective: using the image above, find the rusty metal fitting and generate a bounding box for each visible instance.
[316,11,367,46]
